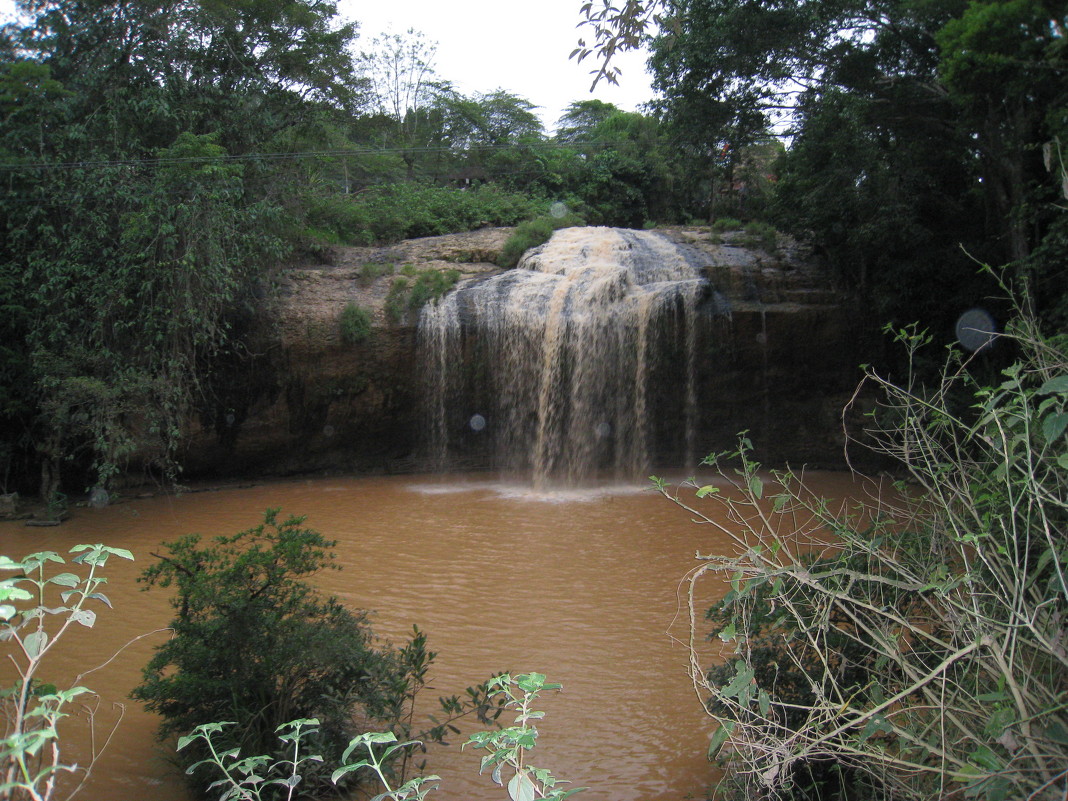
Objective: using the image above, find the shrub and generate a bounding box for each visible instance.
[497,213,585,269]
[710,217,743,232]
[357,183,540,244]
[741,220,778,251]
[132,510,431,799]
[385,277,410,323]
[359,261,394,282]
[662,290,1068,800]
[408,269,460,311]
[383,270,462,323]
[338,302,372,344]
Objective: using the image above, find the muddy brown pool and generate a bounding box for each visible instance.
[1,471,871,800]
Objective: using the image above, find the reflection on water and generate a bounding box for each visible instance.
[0,471,871,801]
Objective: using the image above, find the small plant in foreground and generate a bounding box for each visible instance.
[332,732,440,801]
[1,544,133,801]
[465,673,584,801]
[179,719,331,801]
[179,673,579,801]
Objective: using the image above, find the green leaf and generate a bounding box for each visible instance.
[1038,376,1068,395]
[983,707,1015,738]
[717,623,737,642]
[748,475,763,499]
[758,689,770,717]
[707,721,734,760]
[48,572,81,588]
[695,485,719,498]
[71,608,96,628]
[24,630,48,659]
[508,770,537,801]
[968,745,1003,771]
[857,713,892,743]
[1042,412,1068,443]
[720,664,754,699]
[1044,721,1068,745]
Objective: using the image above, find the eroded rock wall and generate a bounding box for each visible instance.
[179,226,873,478]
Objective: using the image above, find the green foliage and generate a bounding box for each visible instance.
[177,719,324,801]
[1,544,134,801]
[178,673,577,801]
[360,262,396,282]
[498,214,586,269]
[133,510,413,798]
[0,0,366,495]
[632,0,1066,332]
[339,303,373,345]
[739,221,777,252]
[465,673,584,801]
[665,291,1068,800]
[313,184,540,246]
[710,217,742,233]
[383,270,462,323]
[408,269,461,311]
[386,279,411,323]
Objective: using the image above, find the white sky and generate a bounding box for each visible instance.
[0,0,656,131]
[342,0,655,129]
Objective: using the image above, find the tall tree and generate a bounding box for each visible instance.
[0,0,363,497]
[588,0,1067,329]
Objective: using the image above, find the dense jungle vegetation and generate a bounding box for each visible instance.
[0,0,1065,500]
[1,3,1066,800]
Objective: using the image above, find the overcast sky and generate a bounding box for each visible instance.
[342,0,655,129]
[0,0,656,131]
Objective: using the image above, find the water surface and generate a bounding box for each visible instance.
[0,471,871,800]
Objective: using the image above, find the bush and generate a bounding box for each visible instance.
[383,270,462,323]
[741,220,778,251]
[663,292,1068,800]
[338,302,372,344]
[497,213,586,268]
[710,217,743,232]
[132,510,430,799]
[358,261,394,282]
[385,277,410,323]
[408,269,460,311]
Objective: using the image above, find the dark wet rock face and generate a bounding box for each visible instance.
[179,226,872,479]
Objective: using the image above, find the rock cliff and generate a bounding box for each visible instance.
[178,226,873,478]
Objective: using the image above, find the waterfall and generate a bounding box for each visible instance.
[418,227,714,486]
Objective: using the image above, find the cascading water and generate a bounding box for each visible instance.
[418,226,720,486]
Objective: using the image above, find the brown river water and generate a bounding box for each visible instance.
[1,471,873,801]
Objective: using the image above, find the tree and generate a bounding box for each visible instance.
[554,99,621,142]
[579,0,1068,330]
[0,0,364,496]
[357,28,450,178]
[436,90,546,188]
